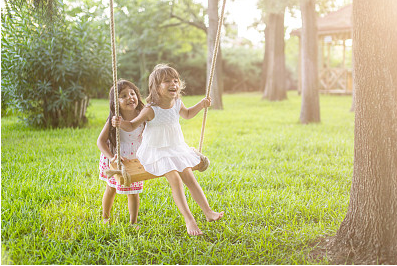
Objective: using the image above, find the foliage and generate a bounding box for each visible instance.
[114,0,207,95]
[174,52,207,95]
[258,0,298,15]
[1,92,354,264]
[285,36,299,89]
[222,47,263,92]
[1,2,111,126]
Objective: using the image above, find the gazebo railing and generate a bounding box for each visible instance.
[319,67,352,94]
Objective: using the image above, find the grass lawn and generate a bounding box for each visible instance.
[1,91,354,264]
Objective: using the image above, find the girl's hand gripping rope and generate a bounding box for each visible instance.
[110,154,125,164]
[111,115,122,128]
[201,97,211,109]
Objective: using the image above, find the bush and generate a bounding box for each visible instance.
[222,46,263,92]
[1,3,111,127]
[177,53,207,96]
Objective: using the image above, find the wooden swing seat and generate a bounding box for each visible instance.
[109,155,208,183]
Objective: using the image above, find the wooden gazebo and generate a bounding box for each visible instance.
[291,4,353,94]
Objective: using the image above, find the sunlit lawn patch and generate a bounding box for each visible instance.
[1,91,354,264]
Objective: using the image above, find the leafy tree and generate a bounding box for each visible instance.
[169,0,224,108]
[114,0,207,96]
[1,1,111,126]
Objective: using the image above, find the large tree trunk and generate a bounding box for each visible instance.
[350,48,355,112]
[299,0,320,123]
[327,0,397,264]
[262,11,287,101]
[260,19,270,93]
[207,0,223,110]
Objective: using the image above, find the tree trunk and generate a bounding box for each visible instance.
[350,47,355,112]
[299,0,320,123]
[262,11,287,101]
[328,0,397,264]
[260,19,270,93]
[139,53,148,95]
[207,0,223,110]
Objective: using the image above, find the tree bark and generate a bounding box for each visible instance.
[207,0,223,110]
[139,53,148,95]
[327,0,397,264]
[350,47,355,112]
[260,19,270,93]
[299,0,320,123]
[262,11,287,101]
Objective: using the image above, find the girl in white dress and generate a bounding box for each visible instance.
[113,64,224,235]
[97,80,145,227]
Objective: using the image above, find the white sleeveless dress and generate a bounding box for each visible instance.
[136,99,200,176]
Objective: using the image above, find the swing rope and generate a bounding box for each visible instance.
[109,0,121,171]
[198,0,227,153]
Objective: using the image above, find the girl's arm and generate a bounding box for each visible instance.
[97,121,114,159]
[180,97,211,119]
[112,106,154,131]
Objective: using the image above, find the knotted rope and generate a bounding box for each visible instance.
[105,0,131,186]
[198,0,227,153]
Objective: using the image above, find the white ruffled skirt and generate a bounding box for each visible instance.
[137,142,200,176]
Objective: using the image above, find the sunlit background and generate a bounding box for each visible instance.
[196,0,351,46]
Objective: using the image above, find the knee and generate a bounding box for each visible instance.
[127,194,139,202]
[180,171,197,187]
[165,172,183,187]
[105,185,116,196]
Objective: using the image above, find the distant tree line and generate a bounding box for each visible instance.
[1,0,265,127]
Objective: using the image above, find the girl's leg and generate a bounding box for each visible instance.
[127,194,140,225]
[179,168,224,222]
[165,171,203,236]
[102,184,117,222]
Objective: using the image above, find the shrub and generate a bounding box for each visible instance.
[222,46,263,92]
[1,2,111,127]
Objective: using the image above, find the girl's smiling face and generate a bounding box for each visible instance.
[119,87,139,111]
[159,75,180,99]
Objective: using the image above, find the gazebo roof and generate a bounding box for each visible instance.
[291,4,352,39]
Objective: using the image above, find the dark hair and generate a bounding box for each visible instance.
[146,64,185,105]
[107,79,144,153]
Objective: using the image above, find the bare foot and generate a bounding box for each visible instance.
[205,211,224,222]
[186,220,203,236]
[102,218,110,226]
[130,223,140,230]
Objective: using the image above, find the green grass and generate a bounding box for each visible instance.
[1,91,354,264]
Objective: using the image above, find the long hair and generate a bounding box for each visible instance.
[107,79,144,153]
[146,64,185,105]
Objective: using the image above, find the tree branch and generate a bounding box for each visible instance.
[160,22,183,28]
[169,1,207,33]
[170,13,207,33]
